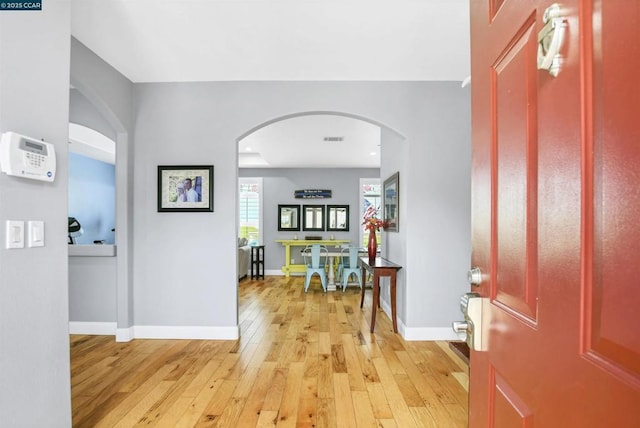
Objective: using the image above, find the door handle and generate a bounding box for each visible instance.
[537,3,568,77]
[468,267,483,286]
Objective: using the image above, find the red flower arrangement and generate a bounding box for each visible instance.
[363,216,389,231]
[362,206,387,262]
[362,206,389,231]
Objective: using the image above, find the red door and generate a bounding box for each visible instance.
[469,0,640,426]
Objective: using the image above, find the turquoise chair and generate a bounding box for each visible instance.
[303,244,328,292]
[338,246,362,292]
[335,243,356,280]
[335,243,349,280]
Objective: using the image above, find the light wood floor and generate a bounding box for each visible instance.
[71,276,469,427]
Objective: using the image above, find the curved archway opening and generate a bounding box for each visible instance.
[235,110,406,319]
[69,123,115,165]
[238,111,404,169]
[69,77,132,339]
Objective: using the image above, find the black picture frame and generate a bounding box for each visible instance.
[302,204,325,231]
[326,205,349,231]
[157,165,214,212]
[383,172,399,232]
[278,204,301,231]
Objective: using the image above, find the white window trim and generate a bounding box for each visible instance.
[239,177,263,244]
[359,177,381,248]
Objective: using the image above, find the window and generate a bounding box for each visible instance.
[239,177,263,245]
[359,178,382,248]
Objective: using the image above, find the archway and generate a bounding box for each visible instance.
[69,77,133,340]
[235,110,405,326]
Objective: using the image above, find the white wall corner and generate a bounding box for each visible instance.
[116,327,134,342]
[393,295,466,341]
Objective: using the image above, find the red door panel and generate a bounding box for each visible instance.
[493,372,533,428]
[469,0,640,426]
[493,16,539,324]
[584,0,640,381]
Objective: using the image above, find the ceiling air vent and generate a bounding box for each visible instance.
[323,137,344,142]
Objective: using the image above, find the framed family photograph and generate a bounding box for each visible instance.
[383,172,399,232]
[157,165,214,212]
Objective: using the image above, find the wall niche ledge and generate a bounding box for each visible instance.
[68,245,116,257]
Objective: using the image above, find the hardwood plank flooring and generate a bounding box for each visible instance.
[71,276,468,427]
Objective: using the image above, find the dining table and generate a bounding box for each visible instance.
[276,239,349,282]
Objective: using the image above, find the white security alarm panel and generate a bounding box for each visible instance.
[0,132,56,182]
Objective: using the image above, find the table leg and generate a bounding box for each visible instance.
[370,272,380,333]
[283,244,291,277]
[360,266,367,308]
[328,255,335,285]
[390,271,398,333]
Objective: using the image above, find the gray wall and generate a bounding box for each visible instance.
[240,168,379,271]
[69,256,117,322]
[69,88,117,142]
[395,84,472,336]
[0,5,72,426]
[132,81,470,338]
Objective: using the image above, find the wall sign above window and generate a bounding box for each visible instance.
[294,189,332,199]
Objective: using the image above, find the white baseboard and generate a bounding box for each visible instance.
[111,320,456,342]
[265,269,283,276]
[113,325,240,342]
[400,323,465,341]
[69,321,116,336]
[376,299,464,341]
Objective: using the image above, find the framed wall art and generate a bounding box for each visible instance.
[326,205,349,231]
[278,204,301,231]
[383,172,399,232]
[157,165,214,212]
[302,204,325,231]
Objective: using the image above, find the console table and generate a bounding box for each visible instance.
[359,256,402,333]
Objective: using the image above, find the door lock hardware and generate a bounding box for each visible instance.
[468,267,483,286]
[453,292,488,351]
[452,321,469,334]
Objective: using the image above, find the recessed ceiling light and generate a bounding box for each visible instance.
[369,151,377,156]
[245,147,252,151]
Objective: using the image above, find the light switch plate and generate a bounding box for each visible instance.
[28,220,44,247]
[6,220,24,249]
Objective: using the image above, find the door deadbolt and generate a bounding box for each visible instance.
[452,292,487,351]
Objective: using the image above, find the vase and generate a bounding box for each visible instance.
[367,230,377,264]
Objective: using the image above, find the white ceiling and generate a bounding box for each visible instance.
[70,0,470,168]
[239,114,381,168]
